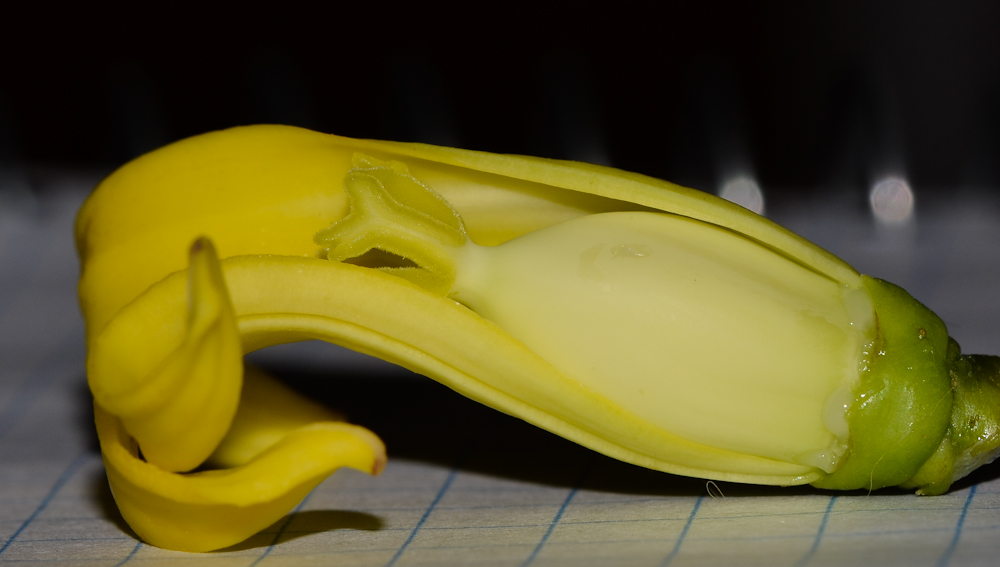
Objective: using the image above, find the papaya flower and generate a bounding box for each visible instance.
[77,125,1000,552]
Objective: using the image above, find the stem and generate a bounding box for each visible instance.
[899,342,1000,495]
[946,350,1000,481]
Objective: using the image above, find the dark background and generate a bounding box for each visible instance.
[2,0,999,203]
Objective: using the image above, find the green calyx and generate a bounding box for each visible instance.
[812,277,952,491]
[815,277,1000,494]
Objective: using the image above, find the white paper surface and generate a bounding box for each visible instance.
[1,183,998,566]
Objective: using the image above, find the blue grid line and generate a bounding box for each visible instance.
[7,516,131,524]
[821,526,966,539]
[332,501,868,520]
[248,490,318,567]
[520,457,592,567]
[326,493,997,516]
[173,498,972,523]
[0,453,89,557]
[382,421,490,567]
[383,467,460,567]
[801,503,984,515]
[19,537,136,543]
[963,523,1000,532]
[410,519,990,542]
[518,488,579,567]
[936,484,977,567]
[22,522,981,548]
[659,496,703,567]
[793,495,837,567]
[3,505,998,565]
[112,541,143,567]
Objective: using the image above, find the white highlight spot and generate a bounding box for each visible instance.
[610,244,652,258]
[719,175,765,215]
[870,176,914,224]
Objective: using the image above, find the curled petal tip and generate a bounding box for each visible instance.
[88,236,242,473]
[372,455,387,476]
[190,237,206,255]
[97,401,386,552]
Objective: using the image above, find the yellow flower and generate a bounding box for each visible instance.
[78,125,1000,552]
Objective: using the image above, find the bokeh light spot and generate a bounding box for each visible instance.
[870,176,914,224]
[719,175,765,215]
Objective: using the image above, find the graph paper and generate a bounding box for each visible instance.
[1,179,999,566]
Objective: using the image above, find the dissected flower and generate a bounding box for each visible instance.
[77,125,1000,551]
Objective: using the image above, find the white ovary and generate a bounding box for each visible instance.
[453,212,873,470]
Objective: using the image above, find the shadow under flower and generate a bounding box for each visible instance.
[217,510,384,552]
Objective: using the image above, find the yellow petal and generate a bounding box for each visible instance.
[103,249,819,485]
[88,238,241,472]
[207,363,345,469]
[88,238,386,551]
[76,125,647,341]
[95,402,384,553]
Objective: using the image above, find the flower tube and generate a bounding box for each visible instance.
[78,125,1000,552]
